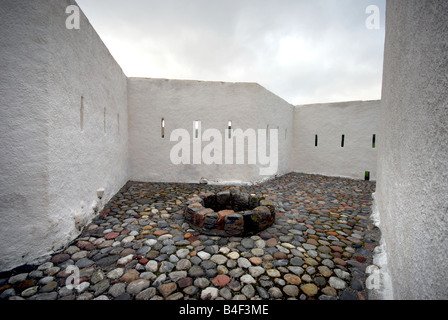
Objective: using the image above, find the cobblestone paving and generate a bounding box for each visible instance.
[0,173,379,300]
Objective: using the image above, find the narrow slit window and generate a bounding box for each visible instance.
[117,113,120,135]
[80,96,84,131]
[372,134,376,148]
[341,134,345,147]
[103,107,106,133]
[315,134,318,147]
[161,118,165,138]
[365,171,370,181]
[194,120,199,139]
[228,120,232,139]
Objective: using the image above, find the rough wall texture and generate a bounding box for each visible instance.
[376,0,448,299]
[128,78,293,184]
[0,1,51,271]
[0,0,129,271]
[293,100,380,180]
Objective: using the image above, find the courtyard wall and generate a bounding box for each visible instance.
[293,100,380,180]
[0,0,129,271]
[128,78,294,184]
[0,0,380,273]
[375,0,448,299]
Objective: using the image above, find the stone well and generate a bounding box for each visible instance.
[184,187,275,237]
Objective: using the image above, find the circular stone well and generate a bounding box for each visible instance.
[184,187,275,237]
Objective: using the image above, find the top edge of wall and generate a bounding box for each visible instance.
[128,77,260,86]
[295,99,381,108]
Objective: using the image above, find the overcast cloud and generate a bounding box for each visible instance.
[76,0,386,105]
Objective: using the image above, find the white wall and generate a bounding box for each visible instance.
[0,1,51,271]
[0,0,129,271]
[375,0,448,299]
[128,78,293,184]
[293,100,380,180]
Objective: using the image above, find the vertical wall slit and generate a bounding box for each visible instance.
[341,134,345,147]
[315,134,318,147]
[103,107,106,133]
[372,134,376,148]
[161,118,165,138]
[117,113,120,135]
[80,96,84,132]
[228,120,232,139]
[365,171,370,181]
[194,120,199,139]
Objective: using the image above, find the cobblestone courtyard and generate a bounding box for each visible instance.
[0,173,379,300]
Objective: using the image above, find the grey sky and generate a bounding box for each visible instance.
[76,0,386,105]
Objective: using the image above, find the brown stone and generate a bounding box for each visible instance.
[301,283,318,297]
[15,279,37,292]
[120,269,139,283]
[284,274,302,285]
[51,253,70,264]
[217,210,234,224]
[321,286,337,296]
[192,208,213,228]
[212,274,231,287]
[266,238,278,247]
[249,257,263,265]
[104,232,120,240]
[273,252,288,260]
[330,245,344,252]
[153,229,169,236]
[306,238,319,246]
[334,257,347,266]
[177,277,193,288]
[318,266,333,277]
[158,282,177,298]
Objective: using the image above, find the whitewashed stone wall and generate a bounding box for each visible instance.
[375,0,448,299]
[0,0,382,273]
[128,78,294,184]
[293,100,380,180]
[0,0,129,271]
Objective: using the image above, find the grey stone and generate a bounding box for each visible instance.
[283,285,299,297]
[29,292,58,300]
[256,286,270,299]
[176,259,191,271]
[183,285,199,296]
[169,271,187,282]
[268,287,283,299]
[92,279,110,296]
[242,284,255,298]
[237,257,251,269]
[159,261,175,273]
[109,282,126,298]
[241,238,255,249]
[136,287,156,300]
[219,287,232,300]
[194,277,210,289]
[201,287,218,300]
[329,276,347,290]
[8,273,28,284]
[127,279,150,295]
